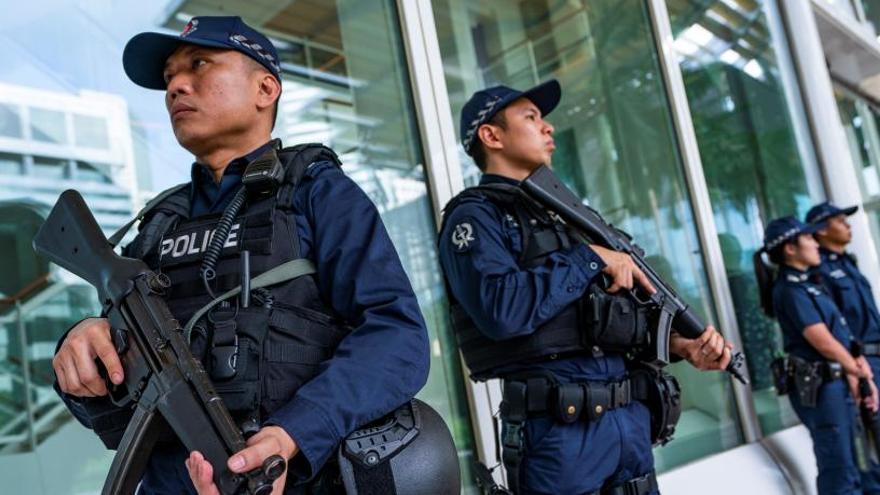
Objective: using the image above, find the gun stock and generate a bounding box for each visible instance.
[33,189,148,306]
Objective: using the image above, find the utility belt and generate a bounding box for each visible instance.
[500,375,634,424]
[496,368,679,494]
[771,355,844,408]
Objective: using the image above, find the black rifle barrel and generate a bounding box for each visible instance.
[522,166,749,384]
[33,190,282,494]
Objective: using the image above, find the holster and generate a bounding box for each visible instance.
[629,366,682,446]
[788,356,843,408]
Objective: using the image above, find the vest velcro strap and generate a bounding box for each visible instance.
[267,310,347,347]
[264,344,331,365]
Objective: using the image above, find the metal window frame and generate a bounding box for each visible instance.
[779,0,880,300]
[645,0,761,444]
[395,0,504,477]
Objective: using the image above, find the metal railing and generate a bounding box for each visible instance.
[0,281,98,454]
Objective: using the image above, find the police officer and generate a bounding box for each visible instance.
[807,202,880,492]
[439,80,734,494]
[754,216,878,495]
[50,16,430,494]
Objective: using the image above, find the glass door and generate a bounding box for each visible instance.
[666,0,826,435]
[432,0,744,471]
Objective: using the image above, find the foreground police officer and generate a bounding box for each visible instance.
[755,216,878,494]
[50,16,430,494]
[439,80,735,494]
[808,202,880,492]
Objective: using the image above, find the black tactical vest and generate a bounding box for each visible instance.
[442,183,650,381]
[124,144,351,421]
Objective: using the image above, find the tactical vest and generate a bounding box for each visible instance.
[442,184,649,381]
[124,144,351,421]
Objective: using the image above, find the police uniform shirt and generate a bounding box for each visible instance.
[814,247,880,345]
[60,141,430,484]
[772,266,853,362]
[438,173,618,381]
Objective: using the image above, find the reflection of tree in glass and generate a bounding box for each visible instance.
[669,0,813,220]
[718,234,781,390]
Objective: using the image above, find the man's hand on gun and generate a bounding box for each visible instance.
[53,318,123,397]
[590,245,656,294]
[187,426,297,495]
[54,317,295,493]
[670,327,734,371]
[590,246,738,372]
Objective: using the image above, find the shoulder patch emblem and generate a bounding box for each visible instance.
[452,222,476,252]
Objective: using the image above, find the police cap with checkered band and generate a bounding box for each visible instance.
[763,216,825,252]
[459,79,561,155]
[123,16,281,90]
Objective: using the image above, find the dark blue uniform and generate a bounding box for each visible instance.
[773,266,863,494]
[59,142,430,493]
[816,248,880,346]
[439,174,657,494]
[815,247,880,493]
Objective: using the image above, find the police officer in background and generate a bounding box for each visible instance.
[807,202,880,491]
[50,16,430,494]
[439,80,735,494]
[754,216,878,494]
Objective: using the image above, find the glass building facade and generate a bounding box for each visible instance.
[2,0,880,493]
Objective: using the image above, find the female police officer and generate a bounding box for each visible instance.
[755,216,878,494]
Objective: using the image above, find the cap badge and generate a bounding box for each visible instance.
[181,19,199,38]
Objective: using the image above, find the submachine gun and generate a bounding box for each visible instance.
[521,165,749,384]
[33,190,284,495]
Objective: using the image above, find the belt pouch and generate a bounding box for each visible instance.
[553,383,584,423]
[771,356,791,396]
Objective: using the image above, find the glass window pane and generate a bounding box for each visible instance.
[863,0,880,33]
[75,161,112,184]
[0,1,477,492]
[73,114,109,149]
[32,157,66,179]
[836,87,880,197]
[0,104,22,138]
[834,86,880,263]
[433,0,743,472]
[667,0,825,435]
[29,107,66,144]
[0,153,22,175]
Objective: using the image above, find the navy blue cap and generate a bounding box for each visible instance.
[805,201,858,225]
[763,216,824,251]
[459,80,561,154]
[123,16,281,90]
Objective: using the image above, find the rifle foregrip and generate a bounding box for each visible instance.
[671,307,704,339]
[673,307,750,384]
